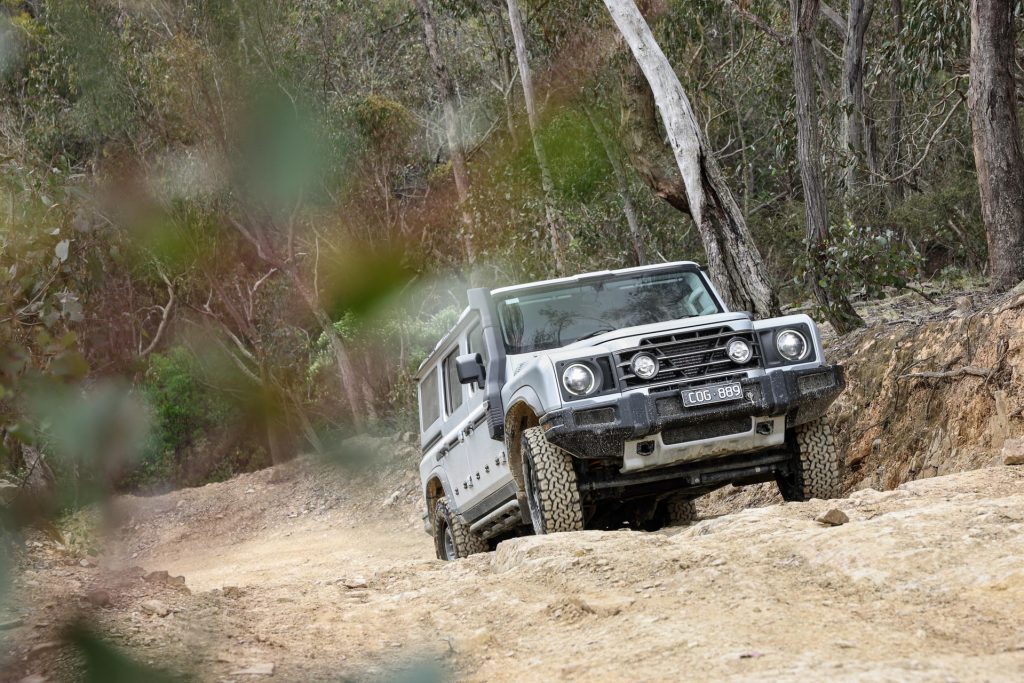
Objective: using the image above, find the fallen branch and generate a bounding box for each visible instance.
[898,366,993,381]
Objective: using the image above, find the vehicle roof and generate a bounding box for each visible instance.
[413,261,703,380]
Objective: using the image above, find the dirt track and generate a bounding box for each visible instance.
[5,453,1024,682]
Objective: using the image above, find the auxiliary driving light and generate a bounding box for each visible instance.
[726,338,753,364]
[630,353,659,380]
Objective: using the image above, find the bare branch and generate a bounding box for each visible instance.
[139,271,175,357]
[721,0,786,44]
[898,366,993,381]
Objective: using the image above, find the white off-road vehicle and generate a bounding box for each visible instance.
[416,262,845,560]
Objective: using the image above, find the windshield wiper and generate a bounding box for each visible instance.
[574,327,615,342]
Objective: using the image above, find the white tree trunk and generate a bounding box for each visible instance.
[506,0,565,274]
[603,0,779,317]
[414,0,476,269]
[603,0,706,227]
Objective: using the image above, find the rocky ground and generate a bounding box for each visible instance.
[3,449,1024,681]
[3,284,1024,682]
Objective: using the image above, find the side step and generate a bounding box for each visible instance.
[469,499,521,540]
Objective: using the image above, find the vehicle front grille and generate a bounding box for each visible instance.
[615,326,762,390]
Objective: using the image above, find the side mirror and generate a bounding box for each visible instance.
[455,353,485,388]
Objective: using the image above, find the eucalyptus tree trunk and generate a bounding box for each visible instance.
[506,0,566,275]
[584,106,646,265]
[841,0,874,198]
[969,0,1024,292]
[885,0,906,203]
[602,0,779,317]
[790,0,865,334]
[414,0,476,268]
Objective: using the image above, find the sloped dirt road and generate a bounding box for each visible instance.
[7,460,1022,682]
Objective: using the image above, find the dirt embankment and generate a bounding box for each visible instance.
[702,288,1024,516]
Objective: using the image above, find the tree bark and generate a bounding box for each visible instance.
[841,0,874,198]
[603,0,779,317]
[969,0,1024,292]
[506,0,566,274]
[414,0,476,268]
[584,105,646,265]
[790,0,865,334]
[885,0,906,203]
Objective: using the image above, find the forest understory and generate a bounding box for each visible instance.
[3,286,1023,682]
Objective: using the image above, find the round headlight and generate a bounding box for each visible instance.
[776,330,809,362]
[562,363,597,396]
[726,338,752,364]
[630,353,660,380]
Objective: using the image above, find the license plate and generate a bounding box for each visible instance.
[682,381,744,407]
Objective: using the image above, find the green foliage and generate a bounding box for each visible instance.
[807,222,922,301]
[539,109,612,202]
[132,347,233,489]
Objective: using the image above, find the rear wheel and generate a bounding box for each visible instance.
[661,495,697,526]
[433,496,488,561]
[521,427,584,534]
[776,417,841,501]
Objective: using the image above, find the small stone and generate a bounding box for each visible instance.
[381,491,401,508]
[85,590,111,608]
[222,586,245,598]
[229,662,275,676]
[1003,438,1024,466]
[141,599,170,617]
[79,558,95,568]
[815,509,849,526]
[342,577,368,589]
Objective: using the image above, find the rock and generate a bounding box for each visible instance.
[27,642,59,658]
[815,509,849,526]
[0,617,25,631]
[229,662,275,676]
[1002,438,1024,466]
[222,586,245,598]
[79,558,96,568]
[342,577,368,589]
[381,491,400,508]
[141,599,170,617]
[85,590,111,608]
[144,570,188,591]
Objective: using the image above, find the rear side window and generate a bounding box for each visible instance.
[419,367,440,430]
[443,347,464,415]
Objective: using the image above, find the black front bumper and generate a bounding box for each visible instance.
[540,364,845,459]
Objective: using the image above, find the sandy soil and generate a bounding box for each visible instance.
[4,452,1023,682]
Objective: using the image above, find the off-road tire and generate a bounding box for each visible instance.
[521,427,584,534]
[662,495,697,526]
[776,418,841,502]
[433,496,488,561]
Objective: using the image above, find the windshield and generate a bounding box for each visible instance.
[496,270,721,354]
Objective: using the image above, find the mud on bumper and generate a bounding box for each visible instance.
[539,365,845,460]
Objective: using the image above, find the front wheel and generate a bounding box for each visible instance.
[775,417,842,501]
[521,427,584,534]
[433,496,488,561]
